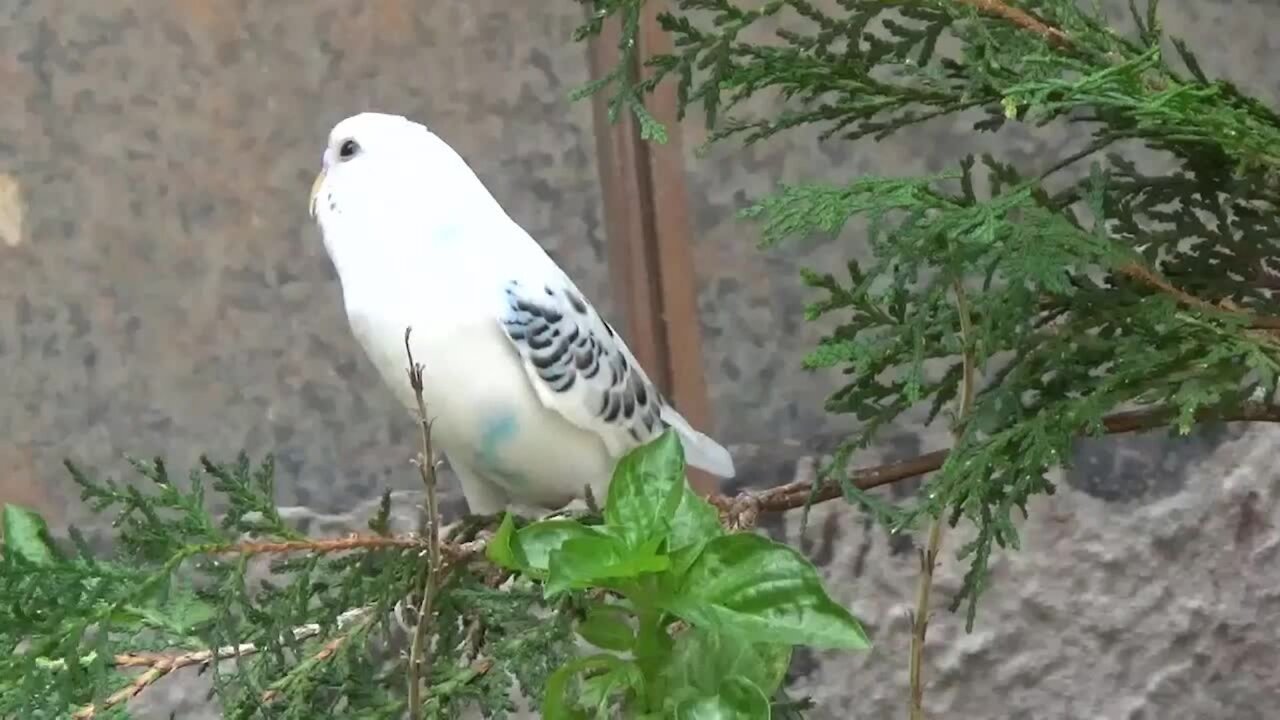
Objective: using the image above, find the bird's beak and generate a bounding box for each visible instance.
[309,169,326,220]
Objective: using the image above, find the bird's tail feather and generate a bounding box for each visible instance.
[660,406,736,478]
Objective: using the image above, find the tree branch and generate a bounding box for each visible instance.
[709,403,1280,522]
[71,608,372,719]
[953,0,1070,47]
[210,536,427,556]
[1120,261,1280,331]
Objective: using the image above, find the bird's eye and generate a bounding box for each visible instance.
[338,139,360,160]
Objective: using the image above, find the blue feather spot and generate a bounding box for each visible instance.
[478,411,519,470]
[433,222,464,244]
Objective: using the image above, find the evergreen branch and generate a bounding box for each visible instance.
[70,607,372,719]
[258,609,378,705]
[710,402,1280,521]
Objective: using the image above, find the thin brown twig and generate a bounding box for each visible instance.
[909,517,944,720]
[708,403,1280,525]
[110,407,1280,563]
[212,535,427,556]
[909,280,975,719]
[1120,262,1280,331]
[953,0,1070,47]
[259,625,366,705]
[405,326,444,720]
[72,608,371,719]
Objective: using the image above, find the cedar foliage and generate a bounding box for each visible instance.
[573,0,1280,627]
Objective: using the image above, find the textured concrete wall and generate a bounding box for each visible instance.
[0,0,611,526]
[2,1,1278,718]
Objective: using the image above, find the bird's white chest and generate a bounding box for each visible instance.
[341,288,607,503]
[342,286,505,415]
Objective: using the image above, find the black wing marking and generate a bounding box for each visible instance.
[499,279,667,447]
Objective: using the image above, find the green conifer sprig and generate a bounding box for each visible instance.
[573,0,1280,626]
[0,455,571,719]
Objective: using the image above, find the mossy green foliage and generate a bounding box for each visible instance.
[488,431,868,718]
[573,0,1280,627]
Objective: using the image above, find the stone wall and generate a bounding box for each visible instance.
[2,1,1278,718]
[0,0,611,525]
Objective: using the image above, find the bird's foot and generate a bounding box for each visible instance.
[542,498,603,526]
[444,512,505,543]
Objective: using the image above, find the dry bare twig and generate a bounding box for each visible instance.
[404,326,445,720]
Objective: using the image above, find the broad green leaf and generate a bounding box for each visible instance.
[2,504,58,566]
[668,485,722,551]
[666,486,723,578]
[665,543,707,591]
[667,533,870,650]
[486,513,525,570]
[544,654,627,720]
[577,604,635,652]
[605,430,687,548]
[545,535,670,597]
[579,661,643,715]
[519,520,605,573]
[487,515,607,577]
[665,626,792,699]
[672,677,771,720]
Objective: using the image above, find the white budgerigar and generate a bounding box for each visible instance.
[307,112,735,515]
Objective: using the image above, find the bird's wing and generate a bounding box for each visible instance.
[496,275,735,477]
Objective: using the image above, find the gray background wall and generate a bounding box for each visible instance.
[1,1,1277,718]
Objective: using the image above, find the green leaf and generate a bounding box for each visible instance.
[672,677,771,720]
[669,486,722,552]
[577,604,636,652]
[665,626,792,701]
[667,533,870,650]
[544,654,628,720]
[2,504,59,566]
[579,660,643,715]
[605,430,687,549]
[545,534,670,598]
[485,512,526,570]
[666,485,723,578]
[487,515,609,578]
[519,520,605,573]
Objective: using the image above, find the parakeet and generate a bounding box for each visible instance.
[307,112,735,515]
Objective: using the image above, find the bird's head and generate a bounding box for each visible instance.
[309,112,502,245]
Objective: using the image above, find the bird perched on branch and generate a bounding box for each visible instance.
[307,112,735,515]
